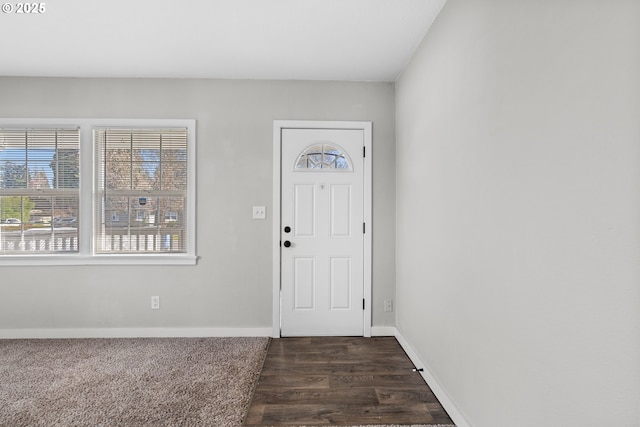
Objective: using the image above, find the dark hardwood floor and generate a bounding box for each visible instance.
[244,336,455,426]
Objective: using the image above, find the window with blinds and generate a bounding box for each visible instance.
[0,119,195,264]
[0,128,80,254]
[94,128,189,254]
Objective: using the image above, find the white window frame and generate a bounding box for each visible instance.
[0,118,197,266]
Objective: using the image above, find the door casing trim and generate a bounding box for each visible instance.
[272,120,372,338]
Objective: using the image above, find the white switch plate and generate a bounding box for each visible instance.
[252,206,266,219]
[151,296,160,310]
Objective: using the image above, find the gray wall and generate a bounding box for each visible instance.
[0,78,396,331]
[396,1,640,426]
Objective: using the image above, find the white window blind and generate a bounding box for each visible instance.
[94,128,189,254]
[0,128,80,254]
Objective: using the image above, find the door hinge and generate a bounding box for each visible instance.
[363,146,366,158]
[363,299,365,310]
[363,222,366,234]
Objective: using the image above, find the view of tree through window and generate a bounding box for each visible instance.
[95,128,188,254]
[0,128,80,253]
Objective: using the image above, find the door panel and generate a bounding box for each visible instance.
[330,185,351,237]
[294,184,315,237]
[281,128,364,336]
[330,257,352,310]
[294,257,315,310]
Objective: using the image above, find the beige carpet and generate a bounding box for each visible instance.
[0,337,269,427]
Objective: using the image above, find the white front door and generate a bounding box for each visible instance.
[280,127,366,336]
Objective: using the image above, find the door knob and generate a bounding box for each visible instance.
[283,240,292,248]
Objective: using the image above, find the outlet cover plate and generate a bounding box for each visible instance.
[252,206,266,219]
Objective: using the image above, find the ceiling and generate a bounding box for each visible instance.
[0,0,446,82]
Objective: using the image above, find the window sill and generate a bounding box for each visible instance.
[0,254,198,266]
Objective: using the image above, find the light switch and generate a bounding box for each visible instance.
[252,206,266,219]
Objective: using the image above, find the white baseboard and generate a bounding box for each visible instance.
[0,327,273,339]
[385,326,472,427]
[371,326,397,336]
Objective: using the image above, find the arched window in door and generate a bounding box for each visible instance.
[294,143,353,171]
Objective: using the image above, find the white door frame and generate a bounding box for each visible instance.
[272,120,372,338]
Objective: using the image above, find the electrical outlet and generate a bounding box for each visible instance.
[384,299,393,312]
[252,206,266,219]
[151,296,160,310]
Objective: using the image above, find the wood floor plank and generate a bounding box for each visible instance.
[244,404,266,425]
[330,374,428,388]
[256,403,436,426]
[260,363,413,376]
[375,387,438,404]
[293,353,413,365]
[426,402,457,424]
[250,388,379,405]
[244,337,455,426]
[257,374,330,389]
